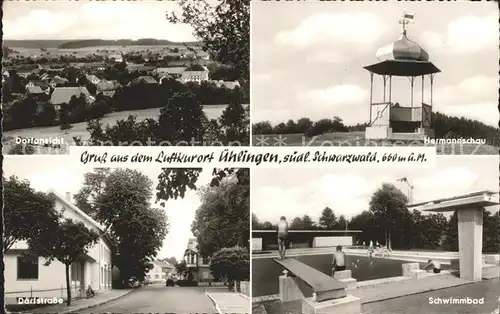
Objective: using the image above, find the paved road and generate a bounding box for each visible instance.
[77,284,218,314]
[362,278,500,314]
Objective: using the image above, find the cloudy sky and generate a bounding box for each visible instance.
[4,156,215,261]
[251,2,499,127]
[1,0,218,41]
[252,156,499,223]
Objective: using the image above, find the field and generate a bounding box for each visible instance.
[3,105,232,153]
[11,45,187,58]
[251,132,498,155]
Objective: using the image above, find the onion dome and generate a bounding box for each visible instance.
[376,30,429,62]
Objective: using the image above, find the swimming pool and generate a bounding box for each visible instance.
[252,254,450,297]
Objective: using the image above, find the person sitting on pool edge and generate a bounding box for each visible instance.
[277,216,289,260]
[423,259,441,273]
[332,245,346,277]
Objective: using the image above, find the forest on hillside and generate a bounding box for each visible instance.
[252,112,498,145]
[58,39,202,49]
[3,39,202,49]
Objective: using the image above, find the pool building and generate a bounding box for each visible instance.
[252,229,363,251]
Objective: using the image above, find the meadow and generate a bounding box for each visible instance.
[4,104,237,153]
[251,132,498,155]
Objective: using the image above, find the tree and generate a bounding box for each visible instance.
[337,215,348,230]
[73,168,111,217]
[252,121,273,135]
[444,211,458,251]
[175,260,188,278]
[167,0,249,79]
[349,210,376,244]
[161,257,178,266]
[3,176,60,253]
[252,213,262,229]
[8,143,36,155]
[210,246,249,292]
[319,207,337,230]
[74,169,169,284]
[191,179,249,258]
[219,102,249,145]
[155,168,249,204]
[157,91,206,144]
[301,215,315,229]
[369,183,410,249]
[483,210,500,253]
[27,219,99,305]
[290,217,304,229]
[59,103,72,133]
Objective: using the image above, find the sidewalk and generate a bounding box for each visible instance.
[207,292,250,314]
[15,288,135,314]
[351,272,471,303]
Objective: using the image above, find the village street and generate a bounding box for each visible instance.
[77,283,218,314]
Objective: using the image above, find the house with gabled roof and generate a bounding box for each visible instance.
[128,76,158,86]
[183,238,213,282]
[85,74,101,85]
[154,67,186,79]
[96,81,122,97]
[50,86,92,110]
[145,260,175,283]
[4,191,114,304]
[180,67,209,83]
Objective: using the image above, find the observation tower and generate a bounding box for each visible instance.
[364,13,439,140]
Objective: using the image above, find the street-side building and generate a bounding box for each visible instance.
[4,191,114,304]
[155,67,187,79]
[145,260,175,282]
[180,68,209,83]
[183,238,214,282]
[109,54,123,63]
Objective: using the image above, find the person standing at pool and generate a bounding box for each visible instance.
[423,259,441,273]
[332,245,346,276]
[277,216,289,260]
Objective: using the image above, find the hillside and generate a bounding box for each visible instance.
[253,112,498,146]
[3,39,202,49]
[3,40,70,49]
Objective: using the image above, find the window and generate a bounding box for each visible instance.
[101,267,103,284]
[146,275,150,279]
[17,256,39,280]
[155,274,159,279]
[162,274,166,279]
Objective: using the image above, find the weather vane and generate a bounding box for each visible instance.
[399,12,415,34]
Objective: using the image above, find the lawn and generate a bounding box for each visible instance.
[251,132,498,155]
[3,105,232,154]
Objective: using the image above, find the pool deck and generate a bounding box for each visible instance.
[253,275,500,314]
[252,270,468,304]
[253,248,500,313]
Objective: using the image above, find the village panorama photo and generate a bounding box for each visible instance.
[2,0,250,155]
